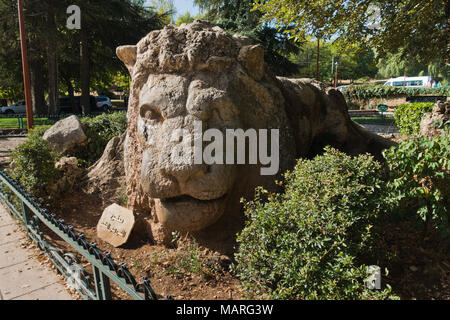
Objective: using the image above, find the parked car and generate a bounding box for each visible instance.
[337,85,349,93]
[57,96,101,114]
[0,100,26,114]
[95,96,113,111]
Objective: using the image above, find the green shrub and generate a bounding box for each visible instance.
[234,148,396,300]
[74,112,127,167]
[384,135,450,237]
[344,85,449,101]
[6,113,127,198]
[394,103,434,136]
[28,125,52,139]
[10,134,60,199]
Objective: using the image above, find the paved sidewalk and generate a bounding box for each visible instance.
[0,203,73,300]
[0,137,27,166]
[361,124,399,135]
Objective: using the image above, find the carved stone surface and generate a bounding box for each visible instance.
[116,20,395,245]
[97,204,135,247]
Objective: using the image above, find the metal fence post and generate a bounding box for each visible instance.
[93,266,112,300]
[0,169,159,301]
[101,271,112,300]
[20,199,30,225]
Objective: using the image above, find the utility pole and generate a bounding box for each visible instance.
[17,0,33,130]
[335,62,339,89]
[331,54,335,86]
[316,38,320,81]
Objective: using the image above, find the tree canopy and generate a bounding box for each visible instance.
[0,0,168,112]
[292,40,378,82]
[194,0,301,76]
[254,0,449,67]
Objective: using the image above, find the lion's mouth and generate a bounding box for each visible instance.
[154,194,228,232]
[160,194,227,204]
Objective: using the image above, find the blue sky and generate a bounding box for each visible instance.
[173,0,200,17]
[146,0,200,19]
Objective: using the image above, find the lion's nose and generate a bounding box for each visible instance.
[162,163,207,186]
[159,144,208,186]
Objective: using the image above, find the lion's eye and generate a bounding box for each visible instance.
[140,105,163,123]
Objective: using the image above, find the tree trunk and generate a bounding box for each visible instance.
[30,59,47,115]
[80,29,91,115]
[47,8,59,115]
[66,78,78,114]
[446,0,449,65]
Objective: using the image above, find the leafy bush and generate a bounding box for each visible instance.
[234,148,396,300]
[74,112,127,167]
[27,125,52,139]
[394,103,434,136]
[165,233,222,280]
[344,85,449,101]
[10,131,60,199]
[384,135,450,237]
[6,113,127,199]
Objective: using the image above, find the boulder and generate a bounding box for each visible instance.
[420,101,449,138]
[43,115,87,154]
[54,157,85,192]
[55,156,79,170]
[80,132,126,204]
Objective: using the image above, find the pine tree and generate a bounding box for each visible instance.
[195,0,301,76]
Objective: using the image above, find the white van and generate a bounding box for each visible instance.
[384,76,431,88]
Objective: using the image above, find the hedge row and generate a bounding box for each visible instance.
[343,85,450,101]
[393,103,435,136]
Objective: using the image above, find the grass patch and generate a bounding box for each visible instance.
[0,117,59,129]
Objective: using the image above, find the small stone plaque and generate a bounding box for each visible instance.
[97,204,135,248]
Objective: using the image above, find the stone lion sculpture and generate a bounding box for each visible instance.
[116,20,394,249]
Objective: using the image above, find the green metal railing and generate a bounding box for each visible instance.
[0,168,162,300]
[0,112,109,130]
[0,114,56,129]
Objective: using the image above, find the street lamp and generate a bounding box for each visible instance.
[17,0,33,130]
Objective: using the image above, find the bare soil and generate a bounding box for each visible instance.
[373,218,450,300]
[45,191,243,300]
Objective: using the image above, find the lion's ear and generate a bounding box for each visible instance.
[238,45,265,81]
[117,45,137,74]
